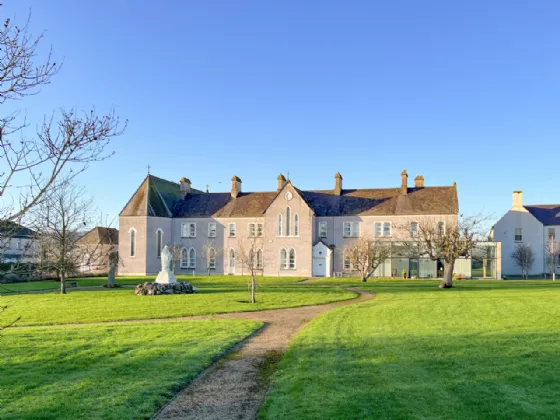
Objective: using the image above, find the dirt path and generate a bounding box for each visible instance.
[152,288,374,420]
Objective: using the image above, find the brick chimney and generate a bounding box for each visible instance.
[414,175,424,188]
[231,176,242,198]
[512,190,523,210]
[334,172,343,195]
[401,170,408,195]
[179,177,191,199]
[277,174,286,192]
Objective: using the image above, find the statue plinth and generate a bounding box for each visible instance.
[154,245,178,284]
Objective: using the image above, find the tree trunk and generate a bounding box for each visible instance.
[251,274,256,304]
[439,261,453,288]
[361,271,368,282]
[60,271,67,294]
[107,264,116,286]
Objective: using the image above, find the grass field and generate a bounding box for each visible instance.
[260,280,560,419]
[0,275,306,293]
[0,319,261,420]
[2,284,355,326]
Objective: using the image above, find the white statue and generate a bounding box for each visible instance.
[155,245,177,284]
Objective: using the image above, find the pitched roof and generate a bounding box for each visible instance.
[78,227,119,245]
[120,174,458,218]
[524,205,560,226]
[0,221,34,238]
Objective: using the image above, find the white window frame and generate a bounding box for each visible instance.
[548,227,556,242]
[343,222,352,238]
[383,222,392,237]
[229,223,236,237]
[288,248,296,269]
[208,247,216,269]
[257,223,264,237]
[280,248,287,269]
[410,221,419,237]
[343,222,360,238]
[249,223,256,237]
[286,207,291,236]
[514,228,522,242]
[188,247,196,268]
[129,228,137,257]
[319,222,327,238]
[156,229,163,258]
[375,222,382,237]
[277,214,283,236]
[436,221,446,236]
[180,247,189,268]
[181,223,196,238]
[343,251,352,271]
[256,249,263,269]
[294,214,299,236]
[208,222,217,238]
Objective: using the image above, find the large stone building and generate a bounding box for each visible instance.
[118,171,470,278]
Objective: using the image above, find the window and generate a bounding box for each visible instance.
[208,223,216,238]
[343,222,360,238]
[16,239,21,250]
[180,248,188,268]
[375,222,391,237]
[277,214,283,236]
[256,249,263,269]
[436,221,445,236]
[229,223,236,237]
[288,248,296,269]
[249,223,264,237]
[181,223,196,238]
[410,222,418,237]
[129,228,136,257]
[343,252,352,270]
[548,228,556,242]
[188,248,196,268]
[294,214,299,236]
[156,229,163,258]
[280,248,287,269]
[286,207,291,236]
[208,247,216,269]
[515,228,522,242]
[383,222,391,237]
[319,222,327,238]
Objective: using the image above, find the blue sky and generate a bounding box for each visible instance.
[4,1,560,224]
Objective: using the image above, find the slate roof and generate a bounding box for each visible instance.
[524,205,560,226]
[120,175,459,218]
[0,221,34,238]
[78,227,119,245]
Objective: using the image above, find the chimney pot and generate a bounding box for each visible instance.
[401,170,408,195]
[277,174,286,192]
[179,177,191,198]
[512,190,523,210]
[334,172,343,195]
[231,176,242,198]
[414,175,424,188]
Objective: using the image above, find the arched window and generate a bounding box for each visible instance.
[229,248,236,273]
[208,247,216,269]
[156,229,163,258]
[294,213,299,236]
[129,228,137,257]
[180,248,188,268]
[277,214,283,236]
[289,248,296,269]
[280,248,287,269]
[286,207,291,236]
[256,249,263,269]
[188,248,196,268]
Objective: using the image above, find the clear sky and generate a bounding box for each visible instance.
[4,1,560,225]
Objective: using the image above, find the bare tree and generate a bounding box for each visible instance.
[399,216,488,288]
[343,237,392,282]
[237,237,264,304]
[166,243,184,275]
[510,243,534,280]
[30,181,96,294]
[201,240,223,276]
[545,239,560,281]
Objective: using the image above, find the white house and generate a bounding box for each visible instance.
[492,191,560,276]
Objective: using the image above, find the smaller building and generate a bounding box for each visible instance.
[0,221,35,263]
[493,191,560,276]
[77,227,119,274]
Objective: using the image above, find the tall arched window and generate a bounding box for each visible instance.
[256,249,263,269]
[289,248,296,269]
[180,248,188,268]
[208,247,216,269]
[280,248,287,269]
[277,214,283,236]
[156,229,163,258]
[286,207,291,236]
[129,228,136,257]
[229,248,236,273]
[188,248,196,268]
[294,213,299,236]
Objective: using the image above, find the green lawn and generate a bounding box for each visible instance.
[0,275,306,293]
[0,319,261,420]
[260,280,560,419]
[2,285,355,326]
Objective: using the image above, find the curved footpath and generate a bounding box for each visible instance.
[152,287,374,420]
